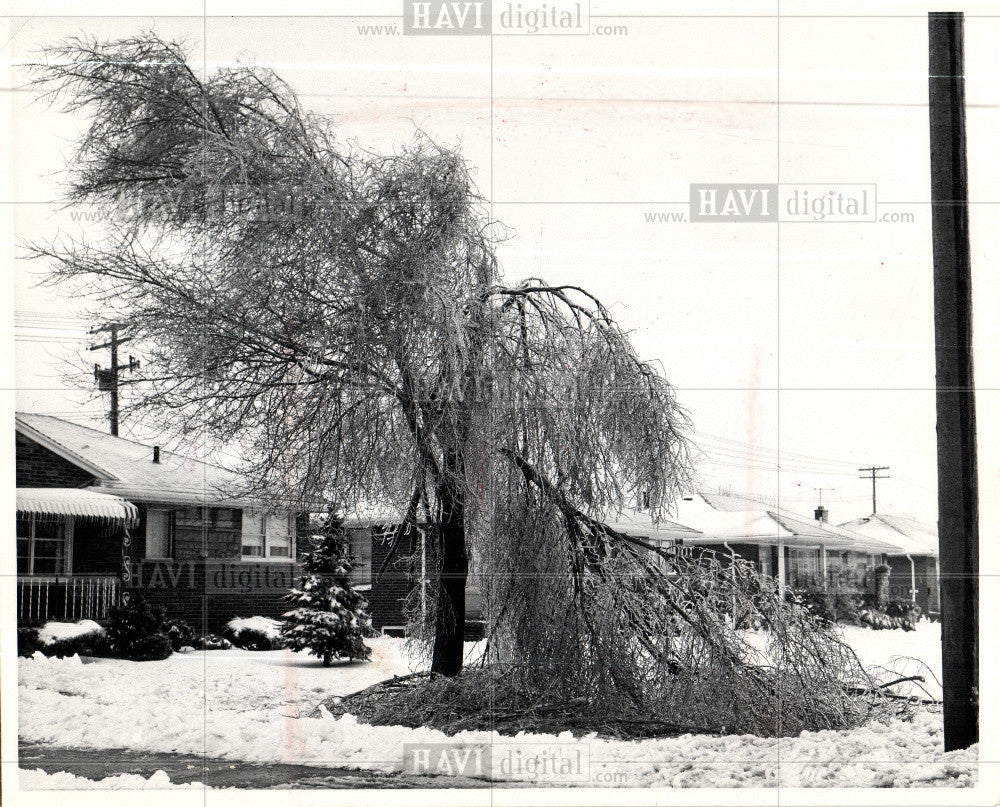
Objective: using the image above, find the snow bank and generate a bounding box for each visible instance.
[17,636,976,788]
[36,620,105,647]
[20,768,213,790]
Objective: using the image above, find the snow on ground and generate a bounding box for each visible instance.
[840,619,943,700]
[36,619,105,647]
[18,623,975,788]
[20,768,216,790]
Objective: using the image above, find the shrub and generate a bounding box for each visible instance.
[104,596,172,661]
[885,597,922,631]
[194,634,232,650]
[35,620,108,657]
[863,564,891,610]
[18,627,39,657]
[123,632,174,661]
[858,598,921,631]
[787,581,862,627]
[830,581,863,625]
[223,616,283,650]
[164,619,197,652]
[788,584,835,626]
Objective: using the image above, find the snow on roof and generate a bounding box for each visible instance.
[342,500,697,541]
[838,514,938,557]
[603,507,701,540]
[16,413,247,506]
[672,491,897,553]
[16,487,139,527]
[341,502,410,528]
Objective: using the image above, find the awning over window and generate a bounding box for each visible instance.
[16,488,139,528]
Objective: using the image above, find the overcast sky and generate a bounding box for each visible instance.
[5,3,999,524]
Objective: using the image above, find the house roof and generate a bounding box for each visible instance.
[16,413,248,506]
[17,487,140,528]
[341,501,697,541]
[604,507,701,540]
[838,513,938,557]
[672,492,898,553]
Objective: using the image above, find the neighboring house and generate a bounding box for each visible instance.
[342,505,485,634]
[343,490,907,631]
[342,504,699,633]
[15,413,300,630]
[669,492,898,597]
[839,513,940,616]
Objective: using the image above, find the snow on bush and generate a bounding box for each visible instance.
[281,525,372,665]
[223,616,282,650]
[37,620,105,647]
[34,620,107,657]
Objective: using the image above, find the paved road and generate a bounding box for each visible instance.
[19,744,496,789]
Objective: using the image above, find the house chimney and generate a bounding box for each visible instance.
[153,445,160,464]
[814,505,829,523]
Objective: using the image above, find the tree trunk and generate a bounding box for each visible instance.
[430,457,468,677]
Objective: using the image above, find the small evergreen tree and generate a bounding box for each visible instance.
[281,514,373,665]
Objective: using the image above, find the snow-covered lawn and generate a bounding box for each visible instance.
[840,620,943,700]
[17,622,975,788]
[20,768,215,790]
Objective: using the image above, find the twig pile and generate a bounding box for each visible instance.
[331,503,918,739]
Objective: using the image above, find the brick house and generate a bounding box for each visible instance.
[839,513,941,616]
[16,413,300,632]
[342,505,697,633]
[670,492,896,599]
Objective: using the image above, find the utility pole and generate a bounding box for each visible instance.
[929,10,979,752]
[89,323,139,436]
[857,466,890,514]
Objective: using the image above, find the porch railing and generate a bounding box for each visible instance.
[17,575,120,624]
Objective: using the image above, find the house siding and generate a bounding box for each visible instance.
[131,505,299,631]
[15,433,99,488]
[368,528,417,630]
[135,559,299,633]
[887,555,940,616]
[362,526,484,634]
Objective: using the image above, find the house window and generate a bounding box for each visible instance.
[145,509,175,559]
[16,516,70,575]
[242,511,295,560]
[242,511,265,557]
[347,527,372,586]
[17,518,31,574]
[266,514,293,558]
[788,548,821,587]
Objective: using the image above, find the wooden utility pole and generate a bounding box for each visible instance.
[90,323,138,436]
[928,10,979,752]
[857,465,890,514]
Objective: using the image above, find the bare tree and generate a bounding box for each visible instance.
[29,34,693,676]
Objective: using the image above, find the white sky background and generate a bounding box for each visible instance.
[4,3,1000,525]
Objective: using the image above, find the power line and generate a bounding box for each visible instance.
[694,431,860,469]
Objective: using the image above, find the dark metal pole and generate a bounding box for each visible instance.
[109,326,119,436]
[928,10,979,752]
